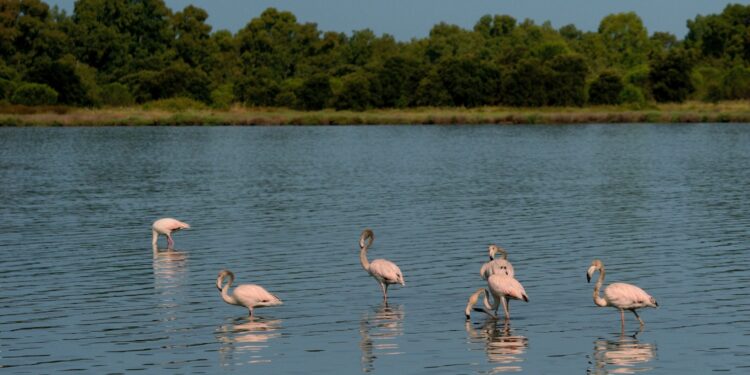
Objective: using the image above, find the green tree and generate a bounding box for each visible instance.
[11,81,57,105]
[649,49,694,102]
[598,12,649,68]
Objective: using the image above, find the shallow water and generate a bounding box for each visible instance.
[1,124,749,374]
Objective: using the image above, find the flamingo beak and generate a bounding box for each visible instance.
[586,272,591,283]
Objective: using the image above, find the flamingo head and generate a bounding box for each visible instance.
[216,269,234,290]
[587,259,603,282]
[359,229,374,249]
[488,244,508,260]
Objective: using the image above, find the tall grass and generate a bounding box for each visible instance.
[2,101,750,126]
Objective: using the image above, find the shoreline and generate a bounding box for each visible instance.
[2,102,750,126]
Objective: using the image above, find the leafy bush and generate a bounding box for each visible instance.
[588,71,623,105]
[101,83,134,106]
[619,84,646,107]
[142,97,207,111]
[11,83,59,105]
[210,83,235,109]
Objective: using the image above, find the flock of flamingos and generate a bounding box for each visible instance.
[152,217,658,330]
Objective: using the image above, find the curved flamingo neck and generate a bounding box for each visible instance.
[220,275,239,305]
[152,229,159,247]
[593,267,608,307]
[359,247,370,271]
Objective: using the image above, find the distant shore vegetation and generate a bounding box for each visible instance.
[2,0,750,115]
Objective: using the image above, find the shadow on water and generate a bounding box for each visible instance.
[465,319,528,373]
[216,317,282,367]
[359,303,405,372]
[588,332,656,374]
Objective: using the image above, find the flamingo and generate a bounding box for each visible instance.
[358,229,405,302]
[216,269,283,318]
[587,259,658,329]
[465,287,497,320]
[152,218,190,249]
[480,244,515,279]
[486,273,529,321]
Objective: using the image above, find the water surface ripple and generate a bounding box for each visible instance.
[1,124,748,373]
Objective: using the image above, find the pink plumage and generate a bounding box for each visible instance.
[587,259,658,329]
[151,218,190,249]
[217,270,282,317]
[358,229,405,302]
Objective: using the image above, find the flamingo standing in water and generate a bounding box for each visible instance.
[486,273,529,321]
[587,259,658,329]
[152,218,190,249]
[480,244,515,279]
[358,229,405,302]
[216,269,282,318]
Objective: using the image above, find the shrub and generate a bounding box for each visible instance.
[101,83,134,106]
[588,71,623,105]
[210,83,234,109]
[619,84,646,107]
[11,83,59,105]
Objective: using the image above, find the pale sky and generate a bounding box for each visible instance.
[47,0,748,40]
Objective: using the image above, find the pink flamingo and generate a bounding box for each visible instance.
[152,218,190,249]
[480,244,515,279]
[587,259,658,329]
[358,229,405,302]
[216,269,283,318]
[486,273,529,321]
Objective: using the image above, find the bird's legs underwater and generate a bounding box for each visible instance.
[501,296,510,321]
[248,307,255,319]
[619,309,626,330]
[380,282,388,303]
[167,235,174,249]
[631,309,645,326]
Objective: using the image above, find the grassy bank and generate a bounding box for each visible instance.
[2,101,750,126]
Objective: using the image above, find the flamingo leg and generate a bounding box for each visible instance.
[248,307,254,318]
[501,296,510,320]
[379,282,388,302]
[620,309,625,329]
[167,235,174,248]
[631,310,645,326]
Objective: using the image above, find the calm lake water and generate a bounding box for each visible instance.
[1,124,749,374]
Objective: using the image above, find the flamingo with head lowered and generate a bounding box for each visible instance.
[358,229,405,302]
[217,269,282,318]
[152,218,190,249]
[587,259,658,329]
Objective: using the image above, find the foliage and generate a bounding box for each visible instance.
[3,1,750,109]
[588,71,624,105]
[11,82,58,105]
[142,97,206,111]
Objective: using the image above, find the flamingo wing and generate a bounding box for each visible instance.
[604,282,657,309]
[487,274,528,302]
[234,284,283,307]
[369,259,405,285]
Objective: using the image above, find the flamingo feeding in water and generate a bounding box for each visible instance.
[465,287,497,320]
[486,273,529,321]
[480,244,515,279]
[152,218,190,249]
[216,269,283,318]
[587,259,658,329]
[358,229,405,302]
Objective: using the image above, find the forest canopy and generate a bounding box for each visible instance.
[1,0,750,110]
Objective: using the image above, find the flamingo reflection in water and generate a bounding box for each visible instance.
[465,318,528,373]
[589,333,656,374]
[152,248,188,307]
[359,303,405,372]
[217,318,283,366]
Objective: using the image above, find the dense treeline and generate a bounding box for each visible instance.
[2,0,750,110]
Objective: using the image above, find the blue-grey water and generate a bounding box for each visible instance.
[1,124,749,374]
